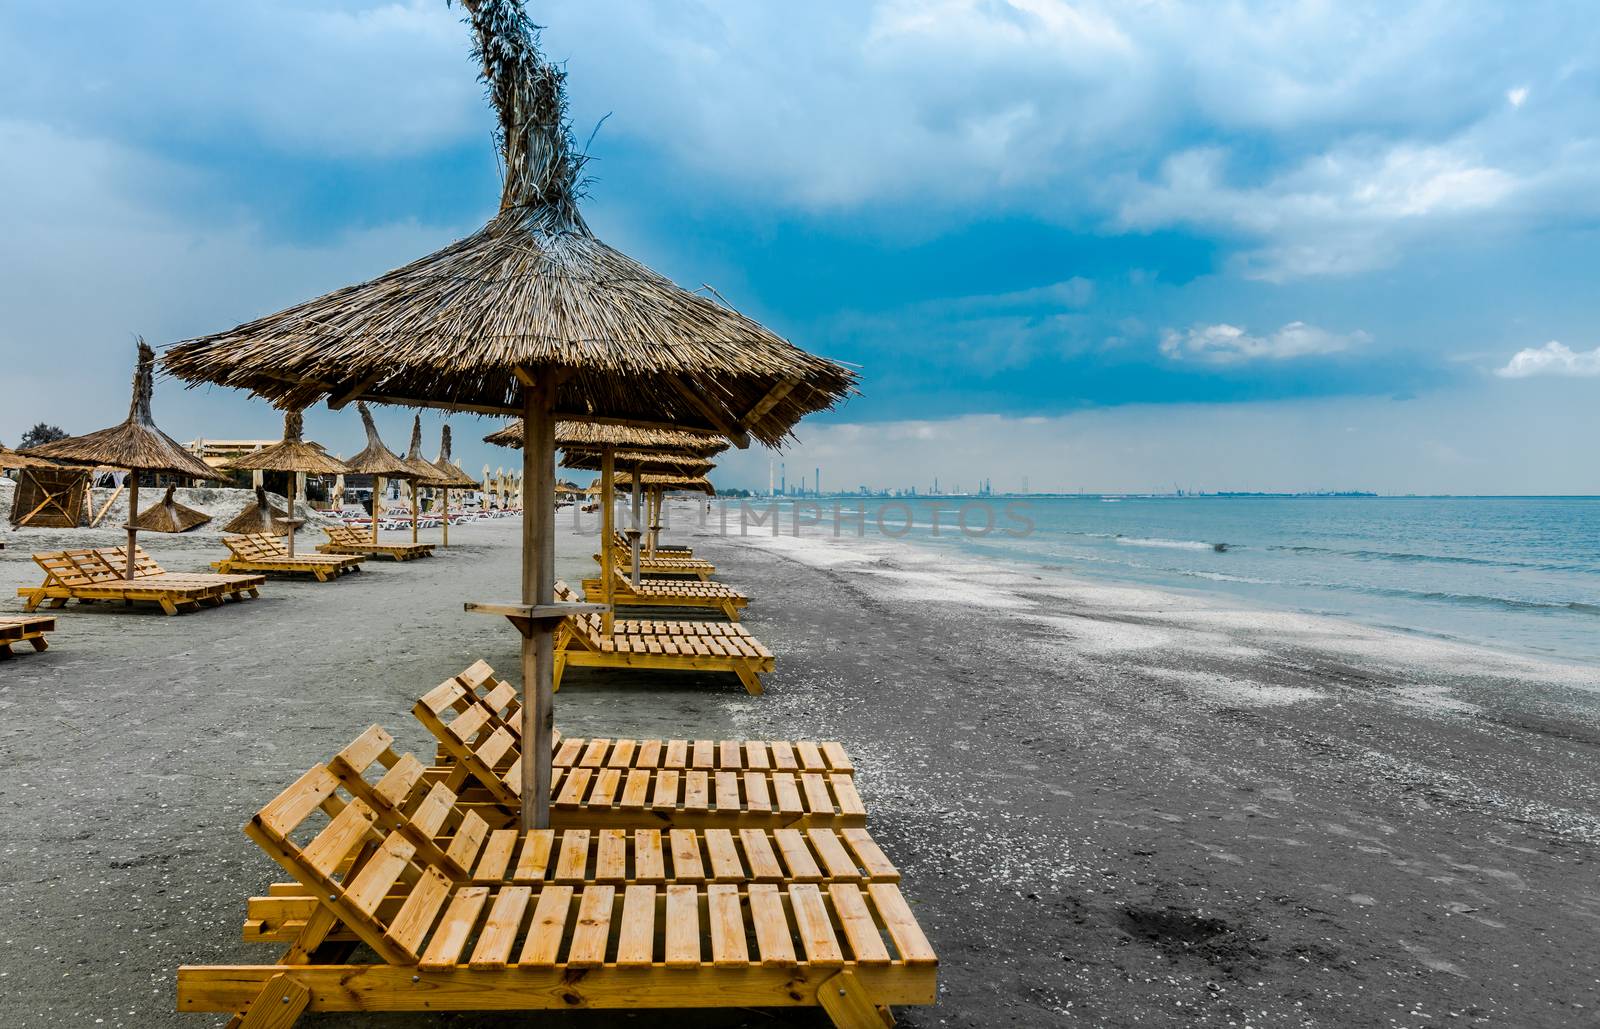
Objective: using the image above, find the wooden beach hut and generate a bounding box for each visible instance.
[163,3,907,1023]
[1,445,80,529]
[29,340,216,579]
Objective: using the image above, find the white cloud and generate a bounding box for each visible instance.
[1495,341,1600,379]
[3,0,1596,281]
[1119,143,1519,280]
[1159,322,1369,364]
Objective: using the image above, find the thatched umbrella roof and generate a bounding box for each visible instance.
[157,0,853,831]
[131,485,211,533]
[221,410,350,476]
[343,401,417,478]
[561,449,713,477]
[595,472,715,495]
[162,2,853,446]
[487,420,729,457]
[430,426,480,488]
[222,487,294,536]
[0,444,65,472]
[32,340,215,479]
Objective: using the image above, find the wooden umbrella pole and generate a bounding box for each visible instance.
[410,481,419,543]
[442,487,451,548]
[372,476,383,543]
[653,488,663,554]
[600,446,615,636]
[520,371,556,832]
[630,464,642,588]
[124,475,140,580]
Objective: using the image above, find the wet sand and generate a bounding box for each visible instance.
[2,507,1598,1027]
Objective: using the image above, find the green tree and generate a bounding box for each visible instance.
[18,423,68,450]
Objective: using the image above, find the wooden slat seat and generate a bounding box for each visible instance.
[214,533,364,582]
[17,547,264,616]
[580,566,748,620]
[317,524,434,561]
[0,614,55,657]
[595,537,715,580]
[415,661,863,827]
[554,582,773,694]
[611,529,693,557]
[181,754,934,1027]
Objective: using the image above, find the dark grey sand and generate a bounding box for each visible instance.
[2,505,1599,1028]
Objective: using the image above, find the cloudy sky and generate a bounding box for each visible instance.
[2,1,1597,493]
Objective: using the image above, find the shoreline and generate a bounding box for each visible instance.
[685,494,1600,669]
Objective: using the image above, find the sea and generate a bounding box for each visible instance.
[723,496,1600,665]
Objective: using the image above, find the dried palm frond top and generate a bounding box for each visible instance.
[488,419,730,457]
[161,0,854,448]
[560,448,713,477]
[222,409,351,475]
[31,340,216,479]
[401,415,448,484]
[342,401,417,478]
[430,425,481,487]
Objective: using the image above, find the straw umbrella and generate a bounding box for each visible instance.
[429,426,480,547]
[399,416,446,544]
[30,340,215,579]
[131,485,211,533]
[491,421,729,596]
[343,401,416,545]
[221,409,350,556]
[164,0,854,831]
[561,448,714,585]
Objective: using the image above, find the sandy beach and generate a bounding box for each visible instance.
[2,504,1598,1027]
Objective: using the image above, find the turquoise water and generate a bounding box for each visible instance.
[752,496,1600,665]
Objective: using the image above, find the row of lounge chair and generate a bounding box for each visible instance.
[180,660,934,1027]
[13,524,434,620]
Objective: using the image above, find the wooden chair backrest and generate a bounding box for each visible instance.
[32,547,164,586]
[224,533,290,560]
[553,581,608,646]
[413,675,522,807]
[326,725,487,880]
[247,762,451,964]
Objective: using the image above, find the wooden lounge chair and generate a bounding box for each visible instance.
[596,537,715,580]
[553,583,773,695]
[611,529,693,557]
[581,566,748,620]
[0,614,54,657]
[245,728,895,950]
[317,523,434,561]
[18,547,264,616]
[214,533,363,581]
[416,660,863,827]
[179,755,935,1028]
